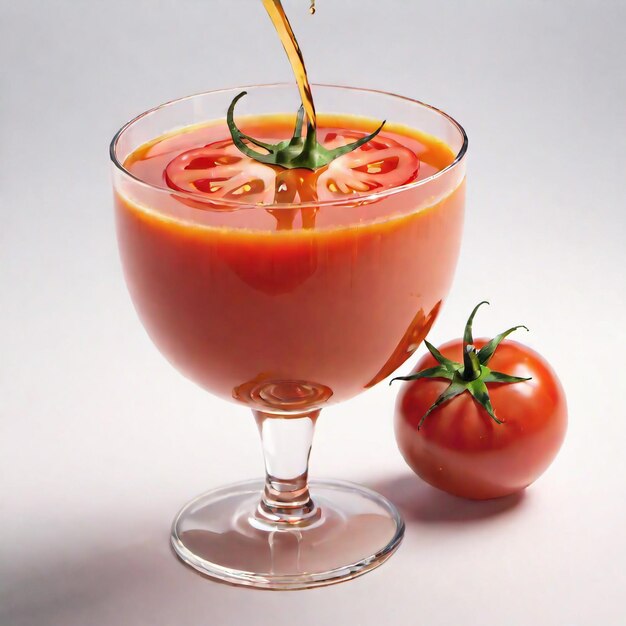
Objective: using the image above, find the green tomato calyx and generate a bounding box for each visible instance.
[227,91,386,171]
[391,301,531,430]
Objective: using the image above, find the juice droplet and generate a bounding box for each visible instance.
[309,1,316,14]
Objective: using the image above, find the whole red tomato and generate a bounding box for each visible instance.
[393,303,567,500]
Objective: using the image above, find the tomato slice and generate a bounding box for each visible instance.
[165,139,276,204]
[316,130,420,201]
[164,130,419,206]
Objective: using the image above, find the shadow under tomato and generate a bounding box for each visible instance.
[367,474,526,524]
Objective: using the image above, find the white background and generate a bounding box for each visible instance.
[2,1,625,624]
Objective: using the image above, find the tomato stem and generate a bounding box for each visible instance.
[462,345,482,381]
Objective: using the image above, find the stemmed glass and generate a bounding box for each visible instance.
[110,84,467,589]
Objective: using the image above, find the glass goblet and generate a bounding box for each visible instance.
[110,84,467,589]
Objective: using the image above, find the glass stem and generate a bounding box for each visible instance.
[253,410,321,527]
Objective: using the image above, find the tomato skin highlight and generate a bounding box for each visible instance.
[394,339,567,500]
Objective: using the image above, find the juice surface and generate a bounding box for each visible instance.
[116,114,465,409]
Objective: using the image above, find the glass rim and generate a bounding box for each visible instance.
[109,82,468,211]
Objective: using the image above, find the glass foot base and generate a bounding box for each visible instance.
[171,479,404,589]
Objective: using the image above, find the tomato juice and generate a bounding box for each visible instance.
[115,114,464,411]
